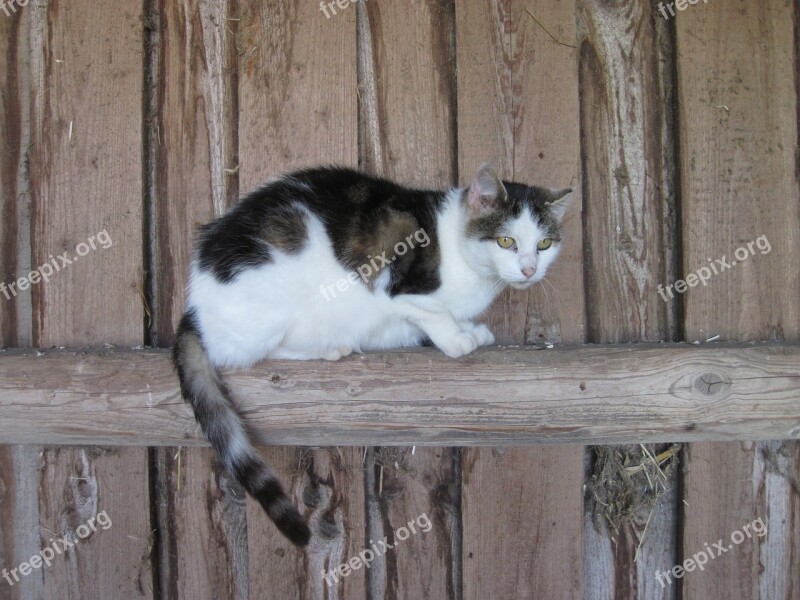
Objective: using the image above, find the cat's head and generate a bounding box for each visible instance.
[462,164,572,290]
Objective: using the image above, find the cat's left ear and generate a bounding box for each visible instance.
[545,188,573,222]
[467,164,507,215]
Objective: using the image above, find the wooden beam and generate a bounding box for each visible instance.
[0,343,798,446]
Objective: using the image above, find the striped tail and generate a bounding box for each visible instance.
[172,309,310,546]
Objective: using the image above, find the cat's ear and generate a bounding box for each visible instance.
[467,164,506,215]
[545,187,573,222]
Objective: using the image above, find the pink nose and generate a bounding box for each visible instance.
[522,267,536,279]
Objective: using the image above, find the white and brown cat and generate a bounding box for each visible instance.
[173,164,571,545]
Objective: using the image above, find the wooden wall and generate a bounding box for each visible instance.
[0,0,797,599]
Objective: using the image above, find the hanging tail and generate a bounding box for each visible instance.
[172,309,310,546]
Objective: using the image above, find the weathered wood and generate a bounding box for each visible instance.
[359,0,456,187]
[0,13,44,600]
[456,1,584,598]
[2,343,797,446]
[155,447,249,600]
[236,0,357,178]
[236,0,361,594]
[147,1,248,597]
[246,447,368,600]
[364,447,460,600]
[578,0,673,344]
[25,2,154,599]
[0,446,46,599]
[149,0,239,347]
[676,0,800,598]
[0,8,29,348]
[462,446,582,598]
[578,0,680,597]
[359,2,459,598]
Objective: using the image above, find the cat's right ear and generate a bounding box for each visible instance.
[467,164,506,215]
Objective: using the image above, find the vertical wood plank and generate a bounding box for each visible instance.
[578,0,673,344]
[0,447,45,600]
[462,446,582,599]
[365,447,460,600]
[578,0,680,598]
[0,12,44,600]
[359,1,460,598]
[359,0,456,187]
[148,1,247,597]
[246,448,367,600]
[457,2,584,599]
[0,8,29,347]
[26,2,154,598]
[156,448,249,600]
[29,0,144,346]
[236,1,362,597]
[676,0,800,598]
[237,0,357,176]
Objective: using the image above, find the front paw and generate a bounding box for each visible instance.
[321,346,353,361]
[464,323,495,346]
[437,331,479,358]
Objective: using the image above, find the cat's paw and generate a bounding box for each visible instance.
[322,346,353,361]
[463,323,495,346]
[438,331,479,358]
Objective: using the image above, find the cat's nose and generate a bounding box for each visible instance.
[522,266,536,279]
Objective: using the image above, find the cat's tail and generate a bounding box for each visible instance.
[172,309,311,546]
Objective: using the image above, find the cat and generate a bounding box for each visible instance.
[172,164,571,546]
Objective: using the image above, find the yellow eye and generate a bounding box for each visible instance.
[537,238,552,251]
[496,236,516,249]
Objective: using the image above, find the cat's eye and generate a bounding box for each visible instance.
[537,239,552,251]
[496,236,516,249]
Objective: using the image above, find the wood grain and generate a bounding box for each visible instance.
[462,446,582,598]
[25,2,154,598]
[0,13,44,600]
[246,447,367,600]
[676,0,800,598]
[578,0,680,597]
[148,1,247,597]
[0,8,29,348]
[236,0,358,183]
[359,1,459,597]
[359,0,456,187]
[456,1,584,598]
[2,343,795,446]
[0,446,46,599]
[578,0,673,344]
[156,447,249,600]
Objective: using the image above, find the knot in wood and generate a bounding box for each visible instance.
[693,371,732,397]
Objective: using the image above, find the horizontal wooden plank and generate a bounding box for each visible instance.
[0,343,797,446]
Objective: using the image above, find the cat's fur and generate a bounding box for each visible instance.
[173,164,571,546]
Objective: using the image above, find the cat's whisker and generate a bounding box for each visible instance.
[538,278,551,302]
[541,276,558,298]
